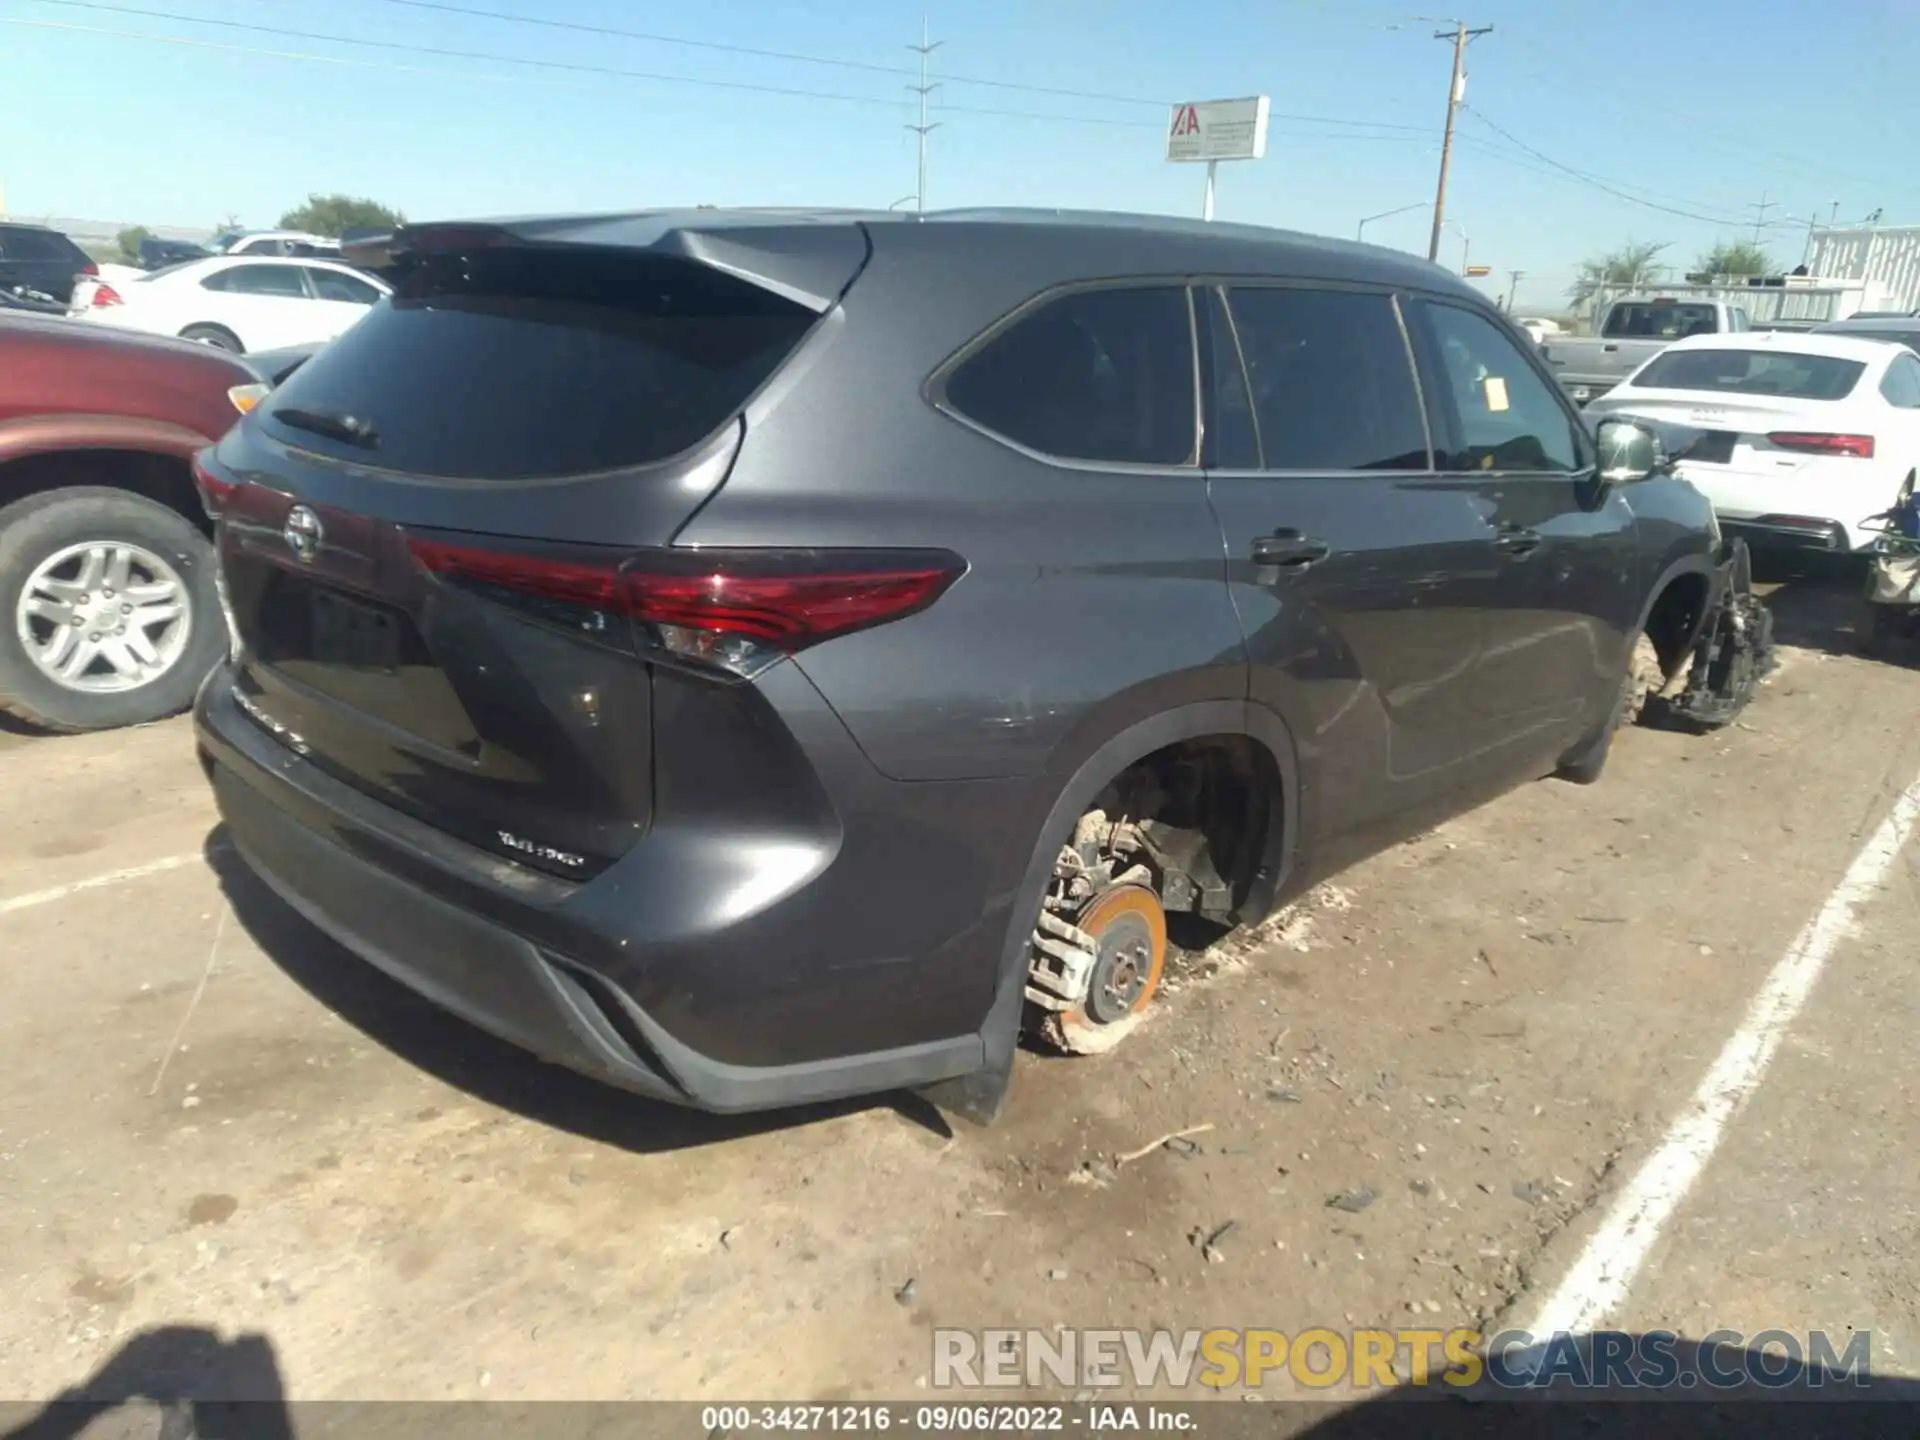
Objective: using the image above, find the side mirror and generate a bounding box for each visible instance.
[1595,417,1664,485]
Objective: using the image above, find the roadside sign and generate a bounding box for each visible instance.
[1165,96,1271,163]
[1166,96,1271,223]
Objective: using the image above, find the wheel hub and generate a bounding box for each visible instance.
[1040,882,1169,1053]
[15,541,192,694]
[1085,909,1155,1024]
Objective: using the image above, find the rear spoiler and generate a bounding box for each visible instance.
[338,215,871,312]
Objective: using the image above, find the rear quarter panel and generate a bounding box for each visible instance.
[671,223,1249,787]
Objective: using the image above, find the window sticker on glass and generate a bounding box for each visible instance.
[1484,375,1510,412]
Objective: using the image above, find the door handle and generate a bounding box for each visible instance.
[1602,342,1619,353]
[1495,525,1542,557]
[1251,530,1331,568]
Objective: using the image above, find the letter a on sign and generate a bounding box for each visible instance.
[1171,105,1201,138]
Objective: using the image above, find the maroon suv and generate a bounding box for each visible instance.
[0,314,256,730]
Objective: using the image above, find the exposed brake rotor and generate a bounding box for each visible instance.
[1035,882,1168,1056]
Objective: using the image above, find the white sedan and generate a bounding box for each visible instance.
[69,255,388,354]
[1588,330,1920,553]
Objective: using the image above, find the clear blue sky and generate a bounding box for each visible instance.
[2,0,1914,309]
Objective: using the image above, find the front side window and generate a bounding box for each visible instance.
[1419,302,1581,473]
[942,286,1196,466]
[1222,286,1428,471]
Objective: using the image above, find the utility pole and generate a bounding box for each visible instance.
[1748,191,1777,246]
[1427,20,1492,264]
[1506,269,1524,310]
[905,18,942,214]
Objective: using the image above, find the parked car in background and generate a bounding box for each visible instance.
[1542,297,1753,406]
[0,315,258,730]
[193,208,1765,1121]
[218,229,344,259]
[0,222,97,312]
[1587,330,1920,553]
[1515,315,1564,345]
[70,255,389,354]
[138,236,215,270]
[1814,313,1920,353]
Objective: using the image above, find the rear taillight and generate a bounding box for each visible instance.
[89,283,123,308]
[1767,431,1875,459]
[192,454,242,517]
[407,539,966,680]
[79,260,99,277]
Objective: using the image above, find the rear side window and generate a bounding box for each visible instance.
[1222,287,1429,471]
[206,265,308,297]
[263,246,816,480]
[1881,354,1920,409]
[1603,302,1720,339]
[943,286,1196,466]
[305,268,381,304]
[1631,348,1864,400]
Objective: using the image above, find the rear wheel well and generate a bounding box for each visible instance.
[0,449,206,537]
[1643,570,1711,679]
[1078,733,1279,925]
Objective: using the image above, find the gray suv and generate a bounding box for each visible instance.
[192,209,1761,1122]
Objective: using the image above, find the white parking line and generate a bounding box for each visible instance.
[1523,778,1920,1338]
[0,853,207,916]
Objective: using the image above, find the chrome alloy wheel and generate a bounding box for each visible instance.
[15,540,192,694]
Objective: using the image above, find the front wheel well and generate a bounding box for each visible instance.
[1643,569,1712,679]
[0,449,207,537]
[1077,733,1279,926]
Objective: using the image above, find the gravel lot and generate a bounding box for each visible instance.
[0,564,1914,1406]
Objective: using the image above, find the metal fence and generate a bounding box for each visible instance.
[1805,225,1920,313]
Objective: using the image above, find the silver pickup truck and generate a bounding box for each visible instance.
[1541,297,1751,406]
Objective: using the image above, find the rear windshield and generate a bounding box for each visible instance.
[1602,303,1720,339]
[261,246,817,480]
[1630,348,1865,401]
[0,227,82,262]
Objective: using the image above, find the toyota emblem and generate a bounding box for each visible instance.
[283,505,324,563]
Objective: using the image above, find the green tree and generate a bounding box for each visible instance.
[276,194,404,238]
[1692,240,1772,278]
[1568,240,1671,306]
[115,226,152,264]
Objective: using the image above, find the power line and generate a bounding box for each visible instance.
[1459,106,1765,228]
[19,0,1449,141]
[1482,28,1902,197]
[322,0,1432,134]
[8,0,1145,125]
[356,0,1175,110]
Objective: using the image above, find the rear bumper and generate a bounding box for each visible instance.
[1717,516,1857,553]
[194,665,992,1113]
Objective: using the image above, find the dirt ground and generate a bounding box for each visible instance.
[1,561,1915,1406]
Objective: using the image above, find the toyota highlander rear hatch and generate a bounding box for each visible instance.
[201,215,869,878]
